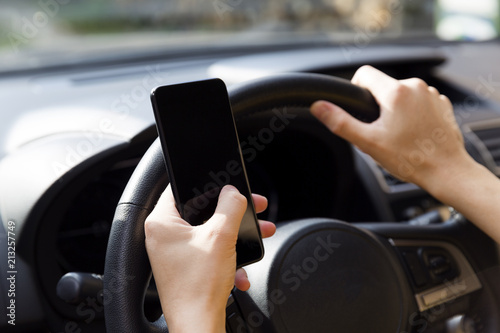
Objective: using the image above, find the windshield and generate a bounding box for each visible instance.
[0,0,498,73]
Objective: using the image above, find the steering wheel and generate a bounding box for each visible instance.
[104,73,493,332]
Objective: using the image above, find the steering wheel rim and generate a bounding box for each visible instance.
[103,73,382,332]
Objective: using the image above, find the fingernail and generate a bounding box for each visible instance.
[311,102,330,118]
[223,184,238,192]
[236,267,247,277]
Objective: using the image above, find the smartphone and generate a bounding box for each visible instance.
[151,78,264,267]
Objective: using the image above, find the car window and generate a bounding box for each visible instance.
[0,0,498,73]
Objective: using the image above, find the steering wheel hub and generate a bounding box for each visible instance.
[239,219,413,332]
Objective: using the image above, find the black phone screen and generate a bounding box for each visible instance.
[151,78,263,267]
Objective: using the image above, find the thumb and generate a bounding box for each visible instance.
[310,100,371,149]
[209,185,247,234]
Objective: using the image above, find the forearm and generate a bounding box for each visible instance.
[424,157,500,244]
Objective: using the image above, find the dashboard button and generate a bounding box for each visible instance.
[422,287,448,306]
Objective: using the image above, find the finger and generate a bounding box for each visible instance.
[428,86,439,95]
[259,220,276,238]
[252,193,268,214]
[351,65,400,105]
[210,185,247,233]
[147,185,186,223]
[234,268,251,291]
[439,93,452,107]
[310,100,372,150]
[162,185,182,216]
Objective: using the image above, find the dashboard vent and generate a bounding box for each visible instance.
[469,124,500,174]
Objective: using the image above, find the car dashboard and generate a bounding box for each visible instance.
[1,41,500,332]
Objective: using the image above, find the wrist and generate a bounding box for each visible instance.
[163,299,226,333]
[418,153,484,205]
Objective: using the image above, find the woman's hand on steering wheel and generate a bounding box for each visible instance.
[311,65,500,244]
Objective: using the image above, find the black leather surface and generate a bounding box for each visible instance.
[104,204,167,333]
[118,139,168,209]
[104,73,379,332]
[229,73,379,122]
